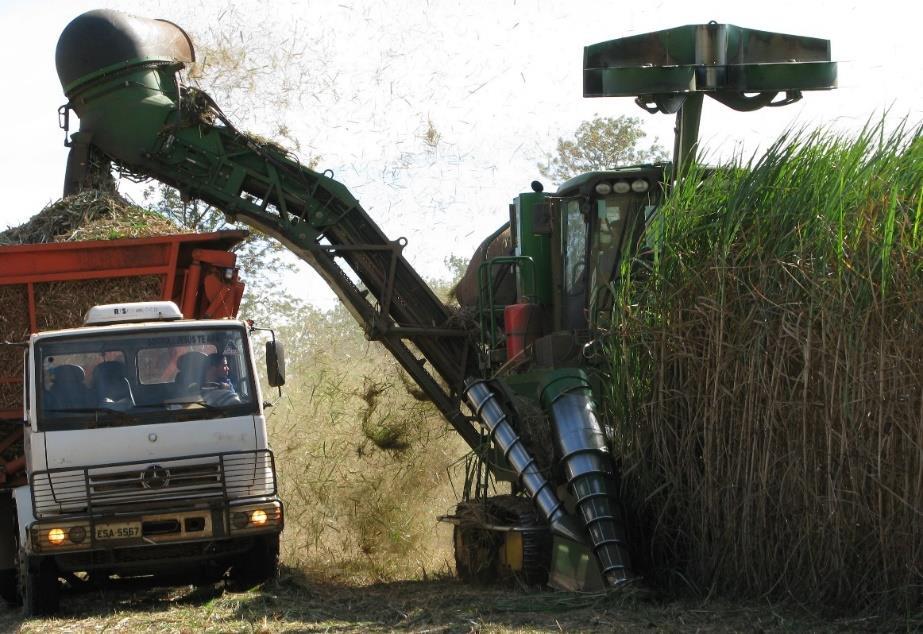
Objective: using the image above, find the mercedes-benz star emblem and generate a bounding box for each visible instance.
[141,464,170,489]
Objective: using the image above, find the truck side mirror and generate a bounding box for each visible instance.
[265,340,286,387]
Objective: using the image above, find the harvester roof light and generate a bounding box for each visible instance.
[612,181,631,194]
[84,301,184,326]
[594,182,612,196]
[631,179,649,193]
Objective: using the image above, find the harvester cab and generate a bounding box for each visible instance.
[482,165,666,365]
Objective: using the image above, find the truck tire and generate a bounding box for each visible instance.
[229,534,279,590]
[194,561,228,587]
[19,553,59,616]
[0,568,18,606]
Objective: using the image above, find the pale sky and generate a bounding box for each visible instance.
[1,0,920,308]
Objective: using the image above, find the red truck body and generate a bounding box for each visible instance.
[0,231,248,486]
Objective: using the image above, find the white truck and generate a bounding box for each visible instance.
[0,235,285,616]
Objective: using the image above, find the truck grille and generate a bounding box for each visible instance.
[90,462,222,496]
[31,450,275,517]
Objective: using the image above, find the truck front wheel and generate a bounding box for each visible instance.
[19,552,60,616]
[229,534,279,590]
[0,568,18,606]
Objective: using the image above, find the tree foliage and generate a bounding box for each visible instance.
[538,115,667,183]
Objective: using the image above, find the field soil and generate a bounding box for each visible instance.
[0,570,902,633]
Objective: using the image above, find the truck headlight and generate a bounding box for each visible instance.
[69,525,87,544]
[47,528,66,545]
[229,502,283,533]
[231,512,249,529]
[31,521,92,551]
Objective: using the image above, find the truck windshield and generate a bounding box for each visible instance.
[35,326,257,431]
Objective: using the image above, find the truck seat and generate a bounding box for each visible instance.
[93,360,134,404]
[174,351,208,394]
[46,364,91,410]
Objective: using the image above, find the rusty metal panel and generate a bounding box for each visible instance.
[0,231,247,284]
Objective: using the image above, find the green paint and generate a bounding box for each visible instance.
[539,368,592,410]
[548,535,605,592]
[513,193,552,305]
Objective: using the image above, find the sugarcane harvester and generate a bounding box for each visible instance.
[54,11,835,591]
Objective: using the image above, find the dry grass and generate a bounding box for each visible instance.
[265,340,469,583]
[0,190,183,244]
[0,383,20,411]
[0,285,29,379]
[5,572,903,633]
[609,122,923,612]
[358,377,412,451]
[32,277,163,333]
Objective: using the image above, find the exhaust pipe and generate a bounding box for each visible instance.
[540,369,636,587]
[464,380,583,542]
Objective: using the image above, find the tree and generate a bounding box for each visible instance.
[538,115,667,184]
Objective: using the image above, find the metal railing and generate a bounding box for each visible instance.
[476,255,535,357]
[31,449,276,517]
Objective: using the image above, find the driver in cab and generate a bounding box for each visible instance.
[201,353,240,406]
[203,353,236,393]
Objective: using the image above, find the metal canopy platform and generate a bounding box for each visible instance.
[583,23,837,177]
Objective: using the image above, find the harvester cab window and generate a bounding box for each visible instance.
[587,196,629,322]
[561,199,589,330]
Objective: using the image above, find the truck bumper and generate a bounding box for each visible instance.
[26,498,282,574]
[50,535,270,574]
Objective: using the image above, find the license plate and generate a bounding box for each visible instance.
[95,521,141,541]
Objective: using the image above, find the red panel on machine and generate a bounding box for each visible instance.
[503,303,541,360]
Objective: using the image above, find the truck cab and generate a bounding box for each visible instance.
[10,301,283,615]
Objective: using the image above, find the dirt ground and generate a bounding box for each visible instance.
[0,569,909,633]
